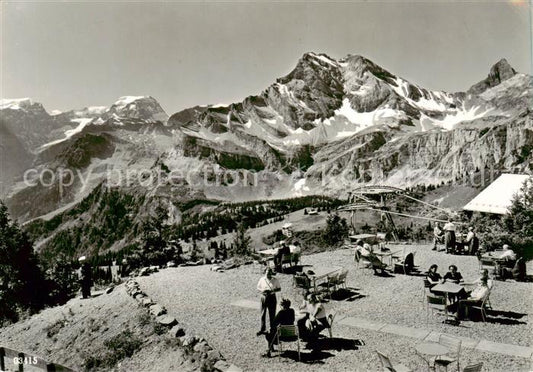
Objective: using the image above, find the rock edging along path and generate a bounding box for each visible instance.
[125,278,242,372]
[231,299,533,360]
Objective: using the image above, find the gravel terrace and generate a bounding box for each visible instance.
[138,244,533,372]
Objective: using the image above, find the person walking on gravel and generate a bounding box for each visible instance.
[256,268,280,336]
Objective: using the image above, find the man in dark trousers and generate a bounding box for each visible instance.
[79,256,92,299]
[256,268,281,336]
[274,242,290,272]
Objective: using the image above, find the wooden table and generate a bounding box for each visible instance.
[416,342,450,371]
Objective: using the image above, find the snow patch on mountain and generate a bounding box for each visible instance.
[391,77,453,111]
[38,118,93,150]
[420,105,493,131]
[114,96,147,109]
[0,98,33,110]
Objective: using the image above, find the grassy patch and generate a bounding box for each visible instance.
[83,329,143,371]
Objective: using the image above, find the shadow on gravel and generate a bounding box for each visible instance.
[278,337,364,363]
[279,349,334,364]
[481,310,528,325]
[307,337,364,352]
[330,289,366,302]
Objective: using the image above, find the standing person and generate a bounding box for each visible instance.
[79,256,92,299]
[443,219,456,254]
[433,222,444,251]
[256,268,281,336]
[274,242,290,272]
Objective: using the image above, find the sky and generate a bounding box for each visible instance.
[1,0,531,115]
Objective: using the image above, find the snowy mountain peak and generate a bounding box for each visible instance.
[107,95,168,123]
[113,96,150,109]
[0,98,35,110]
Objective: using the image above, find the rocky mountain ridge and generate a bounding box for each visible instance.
[2,53,532,224]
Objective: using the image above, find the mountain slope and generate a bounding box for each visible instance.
[2,53,531,230]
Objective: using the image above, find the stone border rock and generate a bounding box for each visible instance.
[125,278,238,372]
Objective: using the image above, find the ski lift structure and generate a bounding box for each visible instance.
[337,185,457,242]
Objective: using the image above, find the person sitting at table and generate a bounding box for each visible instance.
[494,244,517,278]
[358,243,387,275]
[455,275,490,320]
[464,227,478,255]
[433,222,444,251]
[263,298,295,357]
[500,244,517,261]
[443,265,463,284]
[426,264,442,287]
[274,242,290,272]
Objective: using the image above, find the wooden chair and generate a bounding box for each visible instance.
[462,362,483,372]
[376,350,412,372]
[435,334,461,372]
[274,325,301,361]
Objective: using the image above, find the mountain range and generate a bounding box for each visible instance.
[1,53,532,231]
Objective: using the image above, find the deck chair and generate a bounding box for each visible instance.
[274,325,301,361]
[462,362,483,372]
[435,334,461,372]
[376,350,412,372]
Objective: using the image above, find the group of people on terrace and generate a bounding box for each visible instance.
[256,267,331,357]
[433,220,479,255]
[426,264,491,321]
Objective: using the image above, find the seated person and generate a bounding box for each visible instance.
[264,298,296,357]
[274,242,290,272]
[500,244,517,261]
[494,244,517,278]
[443,265,463,283]
[426,264,442,287]
[358,243,387,275]
[299,294,329,341]
[464,227,478,255]
[455,276,490,320]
